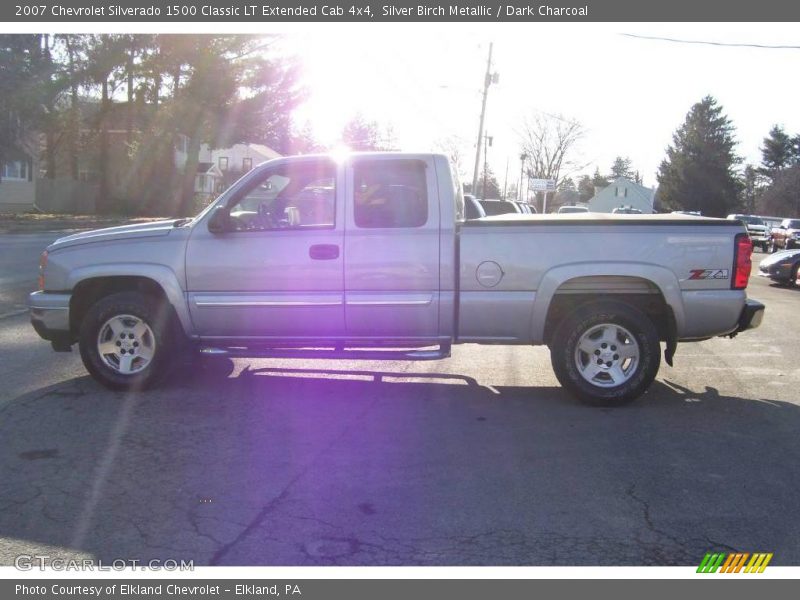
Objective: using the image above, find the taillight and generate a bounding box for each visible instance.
[732,233,752,290]
[38,250,47,291]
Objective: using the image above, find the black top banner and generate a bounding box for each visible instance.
[4,0,800,22]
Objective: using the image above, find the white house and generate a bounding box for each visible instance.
[205,143,281,177]
[588,177,656,214]
[0,130,38,213]
[194,162,224,196]
[176,141,280,200]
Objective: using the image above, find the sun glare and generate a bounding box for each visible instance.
[290,35,388,146]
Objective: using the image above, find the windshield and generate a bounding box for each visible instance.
[785,220,800,229]
[736,215,764,225]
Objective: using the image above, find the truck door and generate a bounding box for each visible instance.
[344,157,440,340]
[185,158,345,338]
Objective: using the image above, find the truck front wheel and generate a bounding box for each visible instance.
[550,301,661,406]
[78,291,173,390]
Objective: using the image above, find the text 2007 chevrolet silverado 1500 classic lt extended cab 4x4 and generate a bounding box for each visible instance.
[28,153,765,406]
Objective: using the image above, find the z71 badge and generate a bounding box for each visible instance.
[689,269,729,280]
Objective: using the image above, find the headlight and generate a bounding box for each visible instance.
[38,250,47,291]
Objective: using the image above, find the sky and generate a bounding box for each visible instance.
[283,23,800,189]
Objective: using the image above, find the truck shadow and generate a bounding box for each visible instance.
[1,365,799,566]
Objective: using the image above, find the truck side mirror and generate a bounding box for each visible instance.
[207,205,232,234]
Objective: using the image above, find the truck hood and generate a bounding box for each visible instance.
[48,219,179,251]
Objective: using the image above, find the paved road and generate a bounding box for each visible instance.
[0,239,798,566]
[0,232,63,317]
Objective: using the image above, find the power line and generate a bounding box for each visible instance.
[620,33,800,50]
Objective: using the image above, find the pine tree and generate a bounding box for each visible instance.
[656,96,741,217]
[759,125,794,179]
[740,165,763,214]
[591,168,609,189]
[577,174,594,202]
[609,156,634,180]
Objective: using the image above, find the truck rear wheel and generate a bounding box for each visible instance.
[550,301,661,406]
[78,291,173,390]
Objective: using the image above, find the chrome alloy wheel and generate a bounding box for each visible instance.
[574,323,639,388]
[96,314,156,375]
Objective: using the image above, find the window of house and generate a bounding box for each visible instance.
[242,158,252,172]
[197,174,207,191]
[353,160,428,228]
[616,186,628,198]
[226,161,336,231]
[218,157,228,171]
[2,160,28,181]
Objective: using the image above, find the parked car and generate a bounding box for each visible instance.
[768,218,800,253]
[612,206,643,214]
[463,194,486,220]
[760,216,783,231]
[726,214,769,252]
[29,152,763,406]
[514,202,532,214]
[557,205,589,214]
[759,249,800,286]
[479,199,521,216]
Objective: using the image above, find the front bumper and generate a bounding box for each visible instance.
[759,262,793,281]
[733,299,765,335]
[28,291,73,350]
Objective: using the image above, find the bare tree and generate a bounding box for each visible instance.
[434,134,469,183]
[517,113,585,187]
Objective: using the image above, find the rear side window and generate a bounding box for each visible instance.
[354,160,428,228]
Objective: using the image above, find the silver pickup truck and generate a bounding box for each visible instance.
[28,152,764,405]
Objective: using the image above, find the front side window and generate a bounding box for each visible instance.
[227,161,336,231]
[354,160,428,228]
[218,157,229,172]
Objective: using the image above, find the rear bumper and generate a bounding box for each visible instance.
[28,291,73,349]
[734,299,765,334]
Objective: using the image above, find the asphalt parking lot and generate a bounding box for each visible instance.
[0,235,798,566]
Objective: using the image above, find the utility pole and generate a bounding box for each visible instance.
[519,152,527,202]
[471,42,497,194]
[502,157,509,200]
[481,133,493,200]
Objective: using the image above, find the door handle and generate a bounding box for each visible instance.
[309,244,340,260]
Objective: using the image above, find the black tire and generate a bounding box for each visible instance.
[550,301,661,407]
[78,291,174,390]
